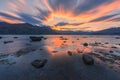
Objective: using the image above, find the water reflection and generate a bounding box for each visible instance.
[0,35,120,57]
[43,35,120,57]
[43,35,93,56]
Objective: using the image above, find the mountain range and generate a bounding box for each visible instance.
[0,22,120,35]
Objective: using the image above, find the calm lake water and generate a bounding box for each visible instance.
[0,35,120,55]
[0,35,120,80]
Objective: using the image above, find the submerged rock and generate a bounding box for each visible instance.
[0,37,2,39]
[15,48,36,57]
[43,37,47,40]
[68,51,73,56]
[30,36,47,41]
[83,43,88,47]
[77,49,82,53]
[72,41,74,43]
[60,36,68,40]
[115,37,120,39]
[105,42,109,44]
[30,36,42,41]
[31,59,48,69]
[4,41,13,44]
[13,37,18,39]
[111,46,117,49]
[109,51,114,53]
[82,54,94,65]
[52,51,58,53]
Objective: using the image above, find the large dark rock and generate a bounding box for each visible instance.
[30,36,43,41]
[30,36,47,41]
[82,54,94,65]
[31,59,48,68]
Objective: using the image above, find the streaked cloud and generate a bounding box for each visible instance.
[55,22,84,26]
[0,0,120,31]
[90,14,120,22]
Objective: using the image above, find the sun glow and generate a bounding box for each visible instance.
[0,0,120,31]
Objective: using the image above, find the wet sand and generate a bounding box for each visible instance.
[0,35,120,80]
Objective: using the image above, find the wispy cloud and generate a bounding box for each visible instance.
[89,14,120,22]
[55,22,84,26]
[0,0,120,31]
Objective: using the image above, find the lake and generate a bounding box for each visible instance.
[0,35,120,80]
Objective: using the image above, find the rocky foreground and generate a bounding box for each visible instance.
[0,35,120,80]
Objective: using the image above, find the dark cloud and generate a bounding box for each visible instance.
[0,12,21,21]
[48,0,77,11]
[35,8,51,21]
[17,13,41,24]
[89,14,119,22]
[108,17,120,22]
[55,22,84,26]
[74,0,114,15]
[0,12,42,24]
[0,0,119,30]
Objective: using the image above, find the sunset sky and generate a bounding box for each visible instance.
[0,0,120,31]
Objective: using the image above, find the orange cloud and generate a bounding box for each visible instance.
[0,16,23,24]
[0,0,120,31]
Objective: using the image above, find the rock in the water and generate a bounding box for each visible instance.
[82,54,94,65]
[30,36,47,41]
[83,43,88,47]
[30,36,43,41]
[13,37,18,39]
[109,51,114,53]
[4,41,13,44]
[111,46,117,49]
[52,51,58,53]
[31,59,48,68]
[68,51,73,56]
[0,37,2,39]
[43,37,47,40]
[115,37,120,39]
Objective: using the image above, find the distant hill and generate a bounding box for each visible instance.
[0,22,57,34]
[93,27,120,35]
[0,22,120,35]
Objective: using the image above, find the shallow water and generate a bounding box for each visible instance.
[0,35,120,54]
[0,35,120,80]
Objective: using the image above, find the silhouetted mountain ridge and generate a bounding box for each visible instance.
[0,22,57,34]
[93,27,120,35]
[0,22,120,35]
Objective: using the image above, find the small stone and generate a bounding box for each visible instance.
[68,51,73,56]
[115,37,120,39]
[105,42,109,44]
[13,37,18,39]
[52,51,58,53]
[30,36,43,41]
[4,41,13,44]
[109,51,114,53]
[31,59,48,69]
[77,49,82,53]
[63,41,67,43]
[82,54,94,65]
[43,37,47,40]
[0,37,2,39]
[111,46,117,49]
[72,41,74,43]
[40,48,43,50]
[83,43,88,47]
